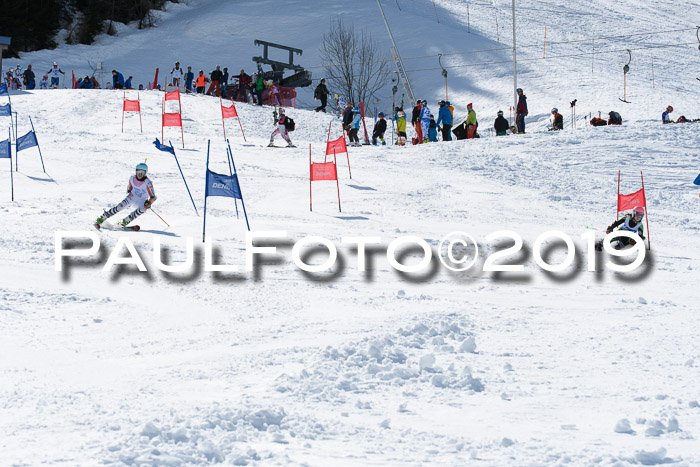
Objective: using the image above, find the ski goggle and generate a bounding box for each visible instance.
[634,211,644,219]
[136,170,146,177]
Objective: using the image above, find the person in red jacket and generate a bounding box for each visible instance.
[232,69,252,102]
[550,108,563,130]
[515,88,528,134]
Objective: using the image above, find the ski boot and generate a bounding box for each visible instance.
[287,142,296,148]
[94,210,108,230]
[267,141,275,147]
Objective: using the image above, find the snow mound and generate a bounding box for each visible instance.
[275,315,485,400]
[102,407,284,465]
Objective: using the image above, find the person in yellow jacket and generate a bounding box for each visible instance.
[464,102,478,138]
[394,107,407,146]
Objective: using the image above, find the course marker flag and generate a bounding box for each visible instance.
[310,144,341,212]
[153,138,198,215]
[220,97,246,142]
[617,170,651,250]
[202,140,250,242]
[0,129,14,200]
[15,116,45,173]
[122,92,143,133]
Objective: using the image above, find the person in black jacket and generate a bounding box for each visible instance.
[22,64,36,90]
[207,65,223,97]
[411,100,423,143]
[314,79,330,112]
[342,102,354,132]
[494,110,509,135]
[372,112,387,145]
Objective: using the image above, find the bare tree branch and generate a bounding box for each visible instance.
[320,17,389,110]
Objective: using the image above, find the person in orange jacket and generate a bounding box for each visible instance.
[195,70,208,94]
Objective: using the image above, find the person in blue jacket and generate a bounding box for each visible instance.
[79,75,93,89]
[662,105,673,124]
[112,70,125,89]
[435,100,453,141]
[428,115,438,142]
[125,76,133,89]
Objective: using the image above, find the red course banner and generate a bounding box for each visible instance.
[326,136,347,156]
[163,113,182,127]
[311,162,337,181]
[617,188,645,213]
[221,103,238,118]
[123,100,140,111]
[165,89,180,101]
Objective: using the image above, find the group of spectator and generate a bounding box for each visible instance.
[334,87,535,146]
[3,62,68,90]
[169,62,272,105]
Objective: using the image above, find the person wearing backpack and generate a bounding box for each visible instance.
[268,108,296,147]
[314,79,330,112]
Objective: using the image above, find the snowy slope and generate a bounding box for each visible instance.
[2,0,700,465]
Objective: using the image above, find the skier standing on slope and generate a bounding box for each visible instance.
[371,112,387,145]
[595,206,646,251]
[47,62,65,88]
[95,163,157,229]
[435,100,453,141]
[515,88,528,134]
[420,100,431,143]
[464,103,478,138]
[348,107,362,147]
[314,79,330,112]
[394,107,407,146]
[411,100,423,144]
[171,61,183,87]
[184,66,194,93]
[268,108,296,147]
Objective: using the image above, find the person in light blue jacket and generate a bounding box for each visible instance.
[349,107,362,146]
[435,100,453,141]
[420,100,431,143]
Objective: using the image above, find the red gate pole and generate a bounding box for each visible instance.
[335,153,341,212]
[138,93,143,133]
[122,92,125,133]
[220,96,227,141]
[236,102,247,141]
[327,120,332,142]
[641,171,651,250]
[309,144,313,211]
[617,170,621,220]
